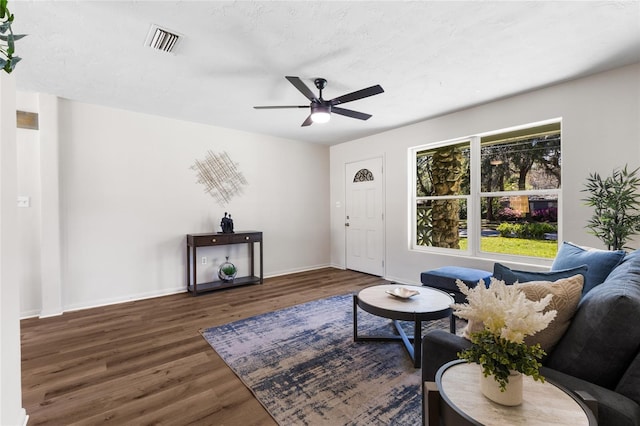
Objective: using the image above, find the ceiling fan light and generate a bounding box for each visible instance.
[311,111,331,123]
[311,105,331,123]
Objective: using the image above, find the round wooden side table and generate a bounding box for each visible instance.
[432,360,597,425]
[353,284,454,368]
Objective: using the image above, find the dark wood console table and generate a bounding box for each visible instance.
[186,231,263,296]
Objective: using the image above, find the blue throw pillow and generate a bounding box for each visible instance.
[493,262,588,286]
[551,242,625,295]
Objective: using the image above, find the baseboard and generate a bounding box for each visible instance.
[384,274,421,286]
[20,309,41,320]
[264,263,332,278]
[39,308,64,319]
[20,306,65,320]
[63,285,186,313]
[26,265,338,315]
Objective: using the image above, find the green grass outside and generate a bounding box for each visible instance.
[458,237,557,259]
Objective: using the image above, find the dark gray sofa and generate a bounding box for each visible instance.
[422,249,640,426]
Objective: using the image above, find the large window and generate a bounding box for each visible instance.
[412,121,561,260]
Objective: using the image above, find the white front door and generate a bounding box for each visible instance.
[345,157,384,276]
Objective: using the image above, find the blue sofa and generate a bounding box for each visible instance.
[422,245,640,426]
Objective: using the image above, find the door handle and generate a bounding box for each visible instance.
[345,223,350,227]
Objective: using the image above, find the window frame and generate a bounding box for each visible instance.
[410,119,562,263]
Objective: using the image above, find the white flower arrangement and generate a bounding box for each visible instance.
[452,278,557,344]
[451,278,558,390]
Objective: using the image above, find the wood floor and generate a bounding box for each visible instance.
[21,268,388,425]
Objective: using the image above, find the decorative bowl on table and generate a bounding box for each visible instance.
[385,287,420,299]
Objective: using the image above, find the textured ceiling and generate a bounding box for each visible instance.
[11,1,640,145]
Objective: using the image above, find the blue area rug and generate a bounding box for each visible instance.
[202,293,463,425]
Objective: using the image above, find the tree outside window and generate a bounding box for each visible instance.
[413,121,561,259]
[416,142,470,249]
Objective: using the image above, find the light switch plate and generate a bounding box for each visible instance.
[17,196,30,208]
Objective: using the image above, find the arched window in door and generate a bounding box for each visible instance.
[353,168,374,183]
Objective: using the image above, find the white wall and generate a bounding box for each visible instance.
[17,92,65,318]
[19,99,330,316]
[17,122,42,317]
[330,63,640,285]
[1,73,28,426]
[18,63,640,315]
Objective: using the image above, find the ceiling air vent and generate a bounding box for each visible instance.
[145,24,182,53]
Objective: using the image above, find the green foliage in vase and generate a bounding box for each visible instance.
[221,264,236,276]
[452,278,556,392]
[459,330,546,391]
[0,0,25,74]
[582,165,640,251]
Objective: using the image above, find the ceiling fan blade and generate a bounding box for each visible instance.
[301,115,314,127]
[332,107,372,121]
[330,84,384,105]
[253,105,308,109]
[286,76,319,102]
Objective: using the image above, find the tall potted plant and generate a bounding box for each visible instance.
[582,165,640,250]
[0,0,24,74]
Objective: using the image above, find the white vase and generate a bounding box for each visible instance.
[479,369,523,406]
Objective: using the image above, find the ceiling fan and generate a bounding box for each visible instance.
[253,76,384,127]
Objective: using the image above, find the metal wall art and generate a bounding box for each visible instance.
[191,150,248,206]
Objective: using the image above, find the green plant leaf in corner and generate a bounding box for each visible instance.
[0,0,24,74]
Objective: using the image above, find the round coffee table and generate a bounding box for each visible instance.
[432,360,597,425]
[353,284,454,368]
